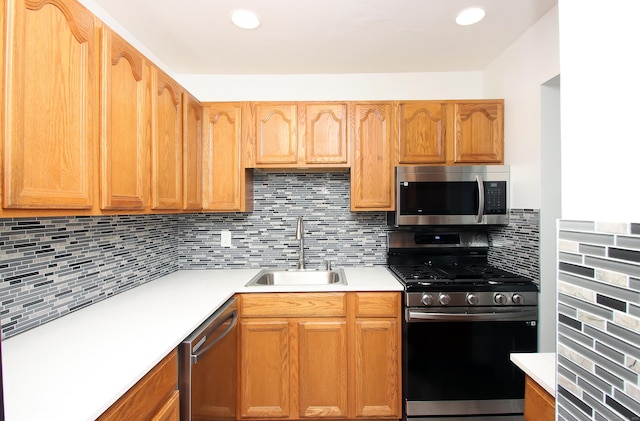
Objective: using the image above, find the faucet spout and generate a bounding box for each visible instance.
[295,216,305,269]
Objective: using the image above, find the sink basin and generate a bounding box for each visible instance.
[245,268,347,286]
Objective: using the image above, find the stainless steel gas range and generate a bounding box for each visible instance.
[388,231,539,421]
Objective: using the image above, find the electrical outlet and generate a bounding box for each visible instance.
[221,230,231,247]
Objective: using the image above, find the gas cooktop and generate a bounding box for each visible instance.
[387,230,537,294]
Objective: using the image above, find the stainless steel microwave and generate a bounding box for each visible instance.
[389,165,510,226]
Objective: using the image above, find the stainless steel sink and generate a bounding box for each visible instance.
[245,268,347,286]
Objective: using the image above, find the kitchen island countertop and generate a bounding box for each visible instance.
[2,267,402,421]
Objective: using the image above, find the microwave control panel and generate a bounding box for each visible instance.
[484,182,507,214]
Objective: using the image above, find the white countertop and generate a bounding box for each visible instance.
[510,352,556,397]
[2,267,402,421]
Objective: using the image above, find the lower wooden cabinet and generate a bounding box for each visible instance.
[97,350,179,421]
[238,292,401,420]
[524,375,555,421]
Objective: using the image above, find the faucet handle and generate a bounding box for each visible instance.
[325,259,333,270]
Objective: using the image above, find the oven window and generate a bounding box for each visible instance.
[399,182,479,216]
[405,320,537,402]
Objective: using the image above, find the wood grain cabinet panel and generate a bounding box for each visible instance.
[254,103,298,165]
[297,320,348,418]
[100,26,149,210]
[397,101,446,164]
[524,375,555,421]
[350,103,394,211]
[454,101,504,163]
[302,103,349,165]
[151,67,183,210]
[353,319,400,418]
[98,350,179,421]
[238,292,401,420]
[240,320,290,419]
[183,92,203,210]
[202,103,253,212]
[2,0,98,209]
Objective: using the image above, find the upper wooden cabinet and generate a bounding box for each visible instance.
[100,26,150,210]
[350,102,394,211]
[151,67,183,210]
[183,92,203,211]
[246,102,349,169]
[202,103,253,212]
[396,101,446,164]
[453,101,504,163]
[395,100,504,166]
[2,0,98,210]
[302,103,349,165]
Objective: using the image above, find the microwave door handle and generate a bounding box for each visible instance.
[475,175,484,223]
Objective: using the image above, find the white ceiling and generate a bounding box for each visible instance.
[91,0,557,75]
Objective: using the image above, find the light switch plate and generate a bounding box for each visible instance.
[221,230,231,247]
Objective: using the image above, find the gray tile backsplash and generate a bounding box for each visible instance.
[1,171,539,339]
[488,209,540,281]
[0,215,179,338]
[558,220,640,421]
[179,172,389,269]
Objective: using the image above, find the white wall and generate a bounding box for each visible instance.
[482,6,560,352]
[483,5,560,210]
[559,0,640,221]
[176,72,483,102]
[77,0,174,76]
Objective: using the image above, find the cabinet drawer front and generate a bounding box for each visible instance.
[240,293,346,317]
[353,292,400,318]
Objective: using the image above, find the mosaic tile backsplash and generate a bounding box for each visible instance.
[0,215,179,338]
[1,171,539,339]
[557,220,640,421]
[488,209,540,281]
[178,172,389,269]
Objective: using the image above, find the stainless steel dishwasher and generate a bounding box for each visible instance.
[179,297,238,421]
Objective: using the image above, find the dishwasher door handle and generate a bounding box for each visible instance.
[191,309,238,365]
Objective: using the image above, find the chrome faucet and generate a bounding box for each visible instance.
[295,216,305,269]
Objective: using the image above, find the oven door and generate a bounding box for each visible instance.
[403,308,537,420]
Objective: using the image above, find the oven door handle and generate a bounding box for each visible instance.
[407,309,537,322]
[475,175,484,224]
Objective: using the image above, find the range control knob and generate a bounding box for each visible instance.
[494,293,507,305]
[421,293,434,306]
[512,294,525,305]
[466,293,479,305]
[439,293,451,306]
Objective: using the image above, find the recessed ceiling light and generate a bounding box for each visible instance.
[455,7,486,26]
[230,9,261,30]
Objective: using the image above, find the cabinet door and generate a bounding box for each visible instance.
[254,103,298,165]
[353,319,400,418]
[240,320,290,418]
[302,103,349,165]
[3,0,97,209]
[183,93,203,210]
[151,390,180,421]
[524,375,555,421]
[151,68,183,209]
[454,101,504,163]
[297,320,348,418]
[397,102,446,164]
[350,103,394,211]
[203,104,245,211]
[100,27,149,210]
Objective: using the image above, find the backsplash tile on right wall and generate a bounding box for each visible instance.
[557,220,640,421]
